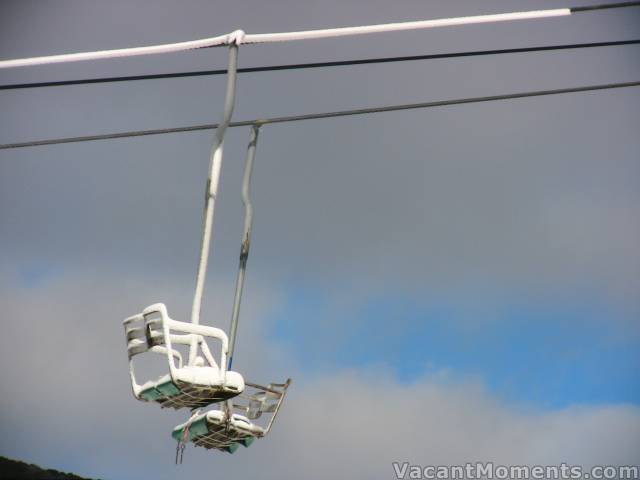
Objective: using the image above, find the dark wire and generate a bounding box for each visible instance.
[571,1,640,12]
[1,80,638,150]
[1,40,639,91]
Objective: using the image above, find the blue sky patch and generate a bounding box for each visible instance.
[16,263,61,289]
[269,285,640,409]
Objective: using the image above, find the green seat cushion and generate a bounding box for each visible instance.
[171,418,257,453]
[172,417,209,442]
[224,443,240,454]
[140,379,180,401]
[140,387,163,401]
[156,380,180,396]
[239,437,255,448]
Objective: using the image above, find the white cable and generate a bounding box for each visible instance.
[0,9,571,69]
[0,32,236,69]
[245,10,571,44]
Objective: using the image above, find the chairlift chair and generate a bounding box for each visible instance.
[172,379,290,454]
[124,303,244,409]
[122,43,290,456]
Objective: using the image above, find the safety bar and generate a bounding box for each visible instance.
[232,379,291,433]
[263,378,291,434]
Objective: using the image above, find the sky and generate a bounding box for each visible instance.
[0,1,639,479]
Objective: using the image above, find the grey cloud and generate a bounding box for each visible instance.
[1,1,639,315]
[0,273,638,479]
[1,1,640,477]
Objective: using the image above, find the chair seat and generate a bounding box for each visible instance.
[174,367,244,390]
[172,410,264,453]
[206,410,265,436]
[139,368,244,408]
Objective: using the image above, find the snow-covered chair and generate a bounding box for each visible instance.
[124,303,244,410]
[172,379,290,454]
[173,410,263,454]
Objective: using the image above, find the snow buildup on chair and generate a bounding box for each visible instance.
[172,380,290,454]
[120,46,290,457]
[173,410,261,454]
[124,303,245,410]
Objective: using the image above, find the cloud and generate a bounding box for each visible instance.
[261,373,640,479]
[2,0,640,319]
[1,1,639,478]
[0,271,638,479]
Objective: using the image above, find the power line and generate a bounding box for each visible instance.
[2,39,638,91]
[250,81,640,125]
[2,80,638,150]
[571,1,640,12]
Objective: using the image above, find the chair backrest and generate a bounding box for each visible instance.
[123,311,184,398]
[124,303,231,397]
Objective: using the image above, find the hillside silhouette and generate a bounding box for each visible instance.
[0,457,99,480]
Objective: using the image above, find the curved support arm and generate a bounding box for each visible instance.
[228,125,260,368]
[191,43,240,327]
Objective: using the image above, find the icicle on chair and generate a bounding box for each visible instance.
[124,303,244,410]
[172,380,290,454]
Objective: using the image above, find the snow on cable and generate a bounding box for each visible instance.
[0,9,571,69]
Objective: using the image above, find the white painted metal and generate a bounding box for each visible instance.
[228,125,260,368]
[246,10,571,44]
[114,40,291,452]
[124,303,245,409]
[172,379,291,454]
[191,43,239,326]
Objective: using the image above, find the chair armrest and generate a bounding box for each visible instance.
[141,303,229,376]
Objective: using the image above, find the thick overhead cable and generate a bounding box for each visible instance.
[236,10,571,44]
[2,3,639,69]
[0,31,234,70]
[2,39,638,91]
[1,80,638,150]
